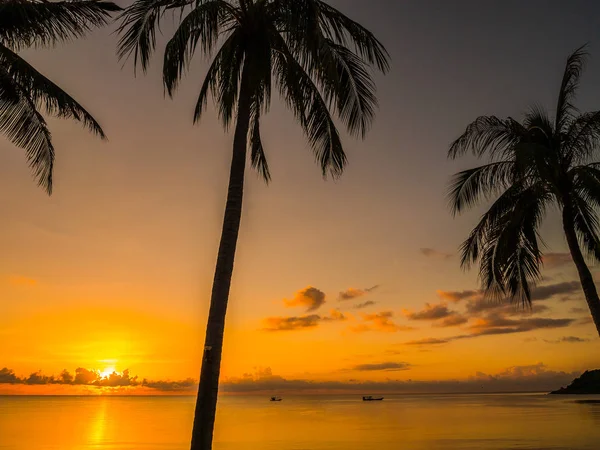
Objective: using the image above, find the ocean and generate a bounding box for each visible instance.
[1,394,599,449]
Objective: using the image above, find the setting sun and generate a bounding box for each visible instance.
[99,368,116,379]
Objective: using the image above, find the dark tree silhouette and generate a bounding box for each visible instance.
[117,1,389,449]
[0,0,120,194]
[449,45,600,336]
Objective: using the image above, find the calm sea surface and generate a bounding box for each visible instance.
[1,394,600,449]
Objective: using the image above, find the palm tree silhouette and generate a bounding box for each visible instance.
[117,1,389,448]
[0,0,120,194]
[449,45,600,336]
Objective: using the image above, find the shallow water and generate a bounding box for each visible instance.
[1,394,600,449]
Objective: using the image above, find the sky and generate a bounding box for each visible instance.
[2,0,600,395]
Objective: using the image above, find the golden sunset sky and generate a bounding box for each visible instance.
[1,0,600,394]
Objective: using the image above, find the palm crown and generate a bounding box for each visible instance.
[0,0,120,194]
[448,45,600,308]
[117,0,390,181]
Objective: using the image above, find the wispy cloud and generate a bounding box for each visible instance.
[350,311,412,333]
[263,310,348,332]
[403,303,452,321]
[420,248,452,260]
[284,287,326,312]
[263,315,322,332]
[436,289,479,302]
[338,285,379,301]
[351,362,411,372]
[543,336,590,344]
[438,281,581,307]
[435,313,469,327]
[404,338,449,346]
[354,300,376,309]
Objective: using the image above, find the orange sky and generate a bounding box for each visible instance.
[2,1,600,395]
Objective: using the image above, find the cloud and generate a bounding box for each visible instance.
[218,364,578,394]
[420,248,452,260]
[262,310,348,332]
[465,299,550,316]
[338,285,379,301]
[141,378,196,391]
[570,307,587,314]
[283,287,326,312]
[403,303,452,321]
[0,368,20,383]
[577,317,594,325]
[0,367,197,393]
[351,362,411,372]
[354,300,376,309]
[7,275,37,287]
[531,281,580,301]
[435,313,469,327]
[469,314,574,334]
[543,336,590,344]
[543,253,572,269]
[404,338,449,346]
[436,289,480,303]
[350,311,413,333]
[403,314,574,346]
[74,367,99,385]
[439,281,580,308]
[322,309,350,322]
[263,314,321,332]
[1,365,580,395]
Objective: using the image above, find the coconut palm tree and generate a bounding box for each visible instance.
[448,45,600,336]
[117,1,389,448]
[0,0,120,194]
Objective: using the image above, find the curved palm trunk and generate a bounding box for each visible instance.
[190,68,252,450]
[562,205,600,336]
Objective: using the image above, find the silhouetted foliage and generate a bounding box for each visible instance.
[448,45,600,336]
[0,0,120,194]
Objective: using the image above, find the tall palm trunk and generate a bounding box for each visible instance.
[190,67,252,450]
[562,204,600,336]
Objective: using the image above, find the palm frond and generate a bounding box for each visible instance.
[0,0,120,51]
[564,111,600,165]
[316,39,377,138]
[571,165,600,208]
[0,92,54,193]
[0,43,105,137]
[313,0,389,73]
[459,183,528,270]
[479,185,547,305]
[523,104,554,141]
[448,161,516,215]
[272,35,346,178]
[571,193,600,262]
[448,116,525,160]
[117,0,191,73]
[248,103,271,183]
[555,44,588,133]
[163,0,231,96]
[0,66,20,104]
[193,29,244,127]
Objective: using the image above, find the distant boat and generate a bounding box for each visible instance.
[362,396,384,401]
[270,396,282,402]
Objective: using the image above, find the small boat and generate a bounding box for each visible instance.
[362,396,384,401]
[270,396,282,402]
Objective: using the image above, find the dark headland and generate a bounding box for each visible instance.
[550,370,600,395]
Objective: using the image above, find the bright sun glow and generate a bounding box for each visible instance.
[99,367,116,378]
